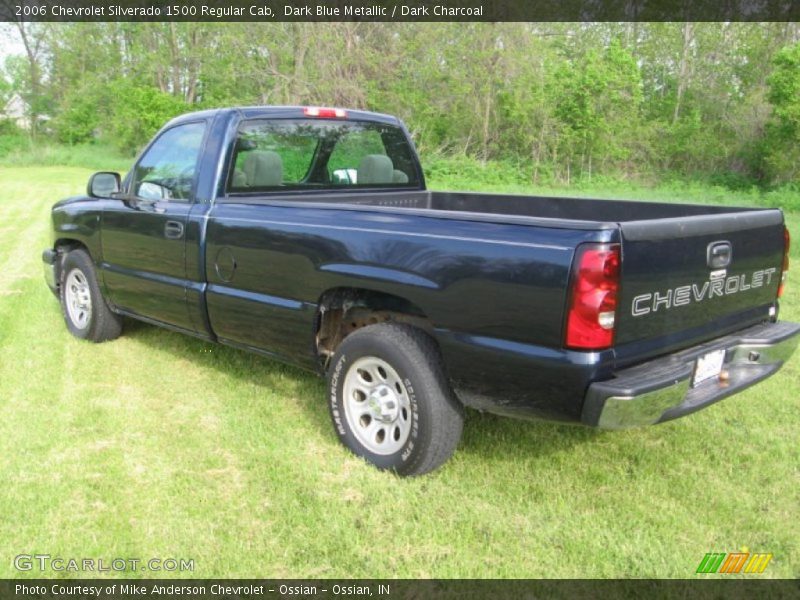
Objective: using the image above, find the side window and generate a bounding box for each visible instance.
[131,122,206,202]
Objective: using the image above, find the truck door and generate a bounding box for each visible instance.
[100,120,207,331]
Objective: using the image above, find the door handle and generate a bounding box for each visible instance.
[164,220,184,239]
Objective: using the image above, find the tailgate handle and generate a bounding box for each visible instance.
[707,241,732,269]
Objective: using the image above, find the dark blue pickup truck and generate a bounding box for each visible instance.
[43,106,799,475]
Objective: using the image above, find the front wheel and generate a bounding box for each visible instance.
[59,249,122,342]
[327,323,464,476]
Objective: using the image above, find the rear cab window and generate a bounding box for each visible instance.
[226,118,420,193]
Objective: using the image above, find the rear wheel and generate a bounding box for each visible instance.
[60,249,122,342]
[327,323,464,476]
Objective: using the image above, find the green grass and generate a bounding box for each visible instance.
[0,164,798,579]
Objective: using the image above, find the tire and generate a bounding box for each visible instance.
[327,322,464,476]
[59,249,122,343]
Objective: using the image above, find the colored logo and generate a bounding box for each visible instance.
[696,552,773,574]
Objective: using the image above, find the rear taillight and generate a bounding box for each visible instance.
[565,243,621,350]
[779,226,790,298]
[304,106,347,118]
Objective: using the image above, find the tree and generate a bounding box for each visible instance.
[765,42,800,183]
[10,22,51,136]
[2,21,798,184]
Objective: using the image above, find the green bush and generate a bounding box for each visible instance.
[52,84,107,145]
[0,118,23,136]
[761,184,800,212]
[422,154,529,190]
[0,119,28,158]
[103,81,191,155]
[0,135,28,158]
[765,43,800,183]
[43,78,193,156]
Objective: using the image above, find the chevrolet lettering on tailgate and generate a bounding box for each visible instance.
[632,267,779,317]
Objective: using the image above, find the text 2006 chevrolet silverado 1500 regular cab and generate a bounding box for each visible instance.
[43,106,799,475]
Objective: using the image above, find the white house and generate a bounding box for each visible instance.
[3,93,30,129]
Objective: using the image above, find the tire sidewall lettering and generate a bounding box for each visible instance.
[330,353,347,436]
[325,323,464,476]
[330,348,419,467]
[401,377,419,462]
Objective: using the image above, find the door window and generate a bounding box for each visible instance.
[131,122,207,201]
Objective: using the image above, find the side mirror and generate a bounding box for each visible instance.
[332,168,357,184]
[136,181,172,200]
[87,172,121,198]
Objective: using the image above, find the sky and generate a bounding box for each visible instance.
[0,25,25,66]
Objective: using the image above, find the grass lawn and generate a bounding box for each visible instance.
[0,165,798,579]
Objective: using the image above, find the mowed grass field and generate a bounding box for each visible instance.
[0,165,798,579]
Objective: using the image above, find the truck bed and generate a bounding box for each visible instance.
[219,188,785,368]
[222,189,763,226]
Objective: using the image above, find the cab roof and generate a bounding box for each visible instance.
[165,106,402,128]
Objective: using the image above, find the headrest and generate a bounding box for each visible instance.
[357,154,394,185]
[243,150,283,187]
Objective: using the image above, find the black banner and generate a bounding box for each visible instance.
[2,0,799,22]
[1,579,799,600]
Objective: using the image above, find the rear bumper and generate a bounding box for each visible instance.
[582,320,800,429]
[42,248,58,296]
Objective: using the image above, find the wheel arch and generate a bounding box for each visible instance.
[314,286,437,369]
[52,239,93,292]
[54,238,91,254]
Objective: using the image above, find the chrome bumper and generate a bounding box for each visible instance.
[582,320,800,429]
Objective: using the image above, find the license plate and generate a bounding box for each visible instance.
[693,349,726,386]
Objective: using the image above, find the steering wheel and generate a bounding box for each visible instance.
[172,165,196,199]
[178,164,195,182]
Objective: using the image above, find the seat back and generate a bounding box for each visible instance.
[392,169,409,184]
[232,168,247,187]
[243,151,283,187]
[357,154,394,185]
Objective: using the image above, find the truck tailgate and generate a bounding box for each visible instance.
[614,209,785,363]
